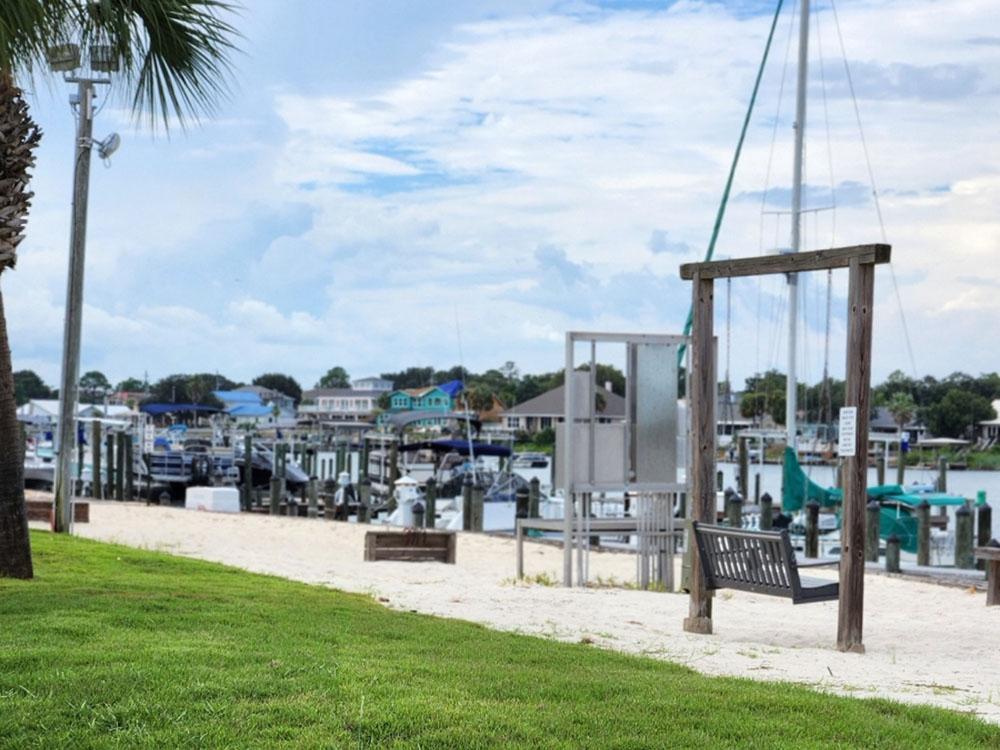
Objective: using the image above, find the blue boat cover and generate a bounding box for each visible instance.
[141,403,221,415]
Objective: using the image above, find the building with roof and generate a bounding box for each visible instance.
[299,388,381,423]
[380,381,464,428]
[501,380,625,434]
[214,388,296,428]
[978,399,1000,446]
[351,376,394,392]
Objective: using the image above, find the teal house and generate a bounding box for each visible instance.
[380,381,464,427]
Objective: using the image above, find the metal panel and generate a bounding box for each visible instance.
[554,422,626,489]
[633,343,678,485]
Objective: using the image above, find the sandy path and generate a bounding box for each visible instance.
[47,501,1000,723]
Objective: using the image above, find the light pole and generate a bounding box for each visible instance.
[49,43,120,533]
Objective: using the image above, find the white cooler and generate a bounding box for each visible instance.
[185,486,241,513]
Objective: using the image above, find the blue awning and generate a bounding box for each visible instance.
[141,403,221,416]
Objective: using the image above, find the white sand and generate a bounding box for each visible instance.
[40,500,999,723]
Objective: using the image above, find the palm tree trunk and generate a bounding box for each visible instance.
[0,282,32,578]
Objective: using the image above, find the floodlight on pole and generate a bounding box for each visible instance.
[51,45,116,534]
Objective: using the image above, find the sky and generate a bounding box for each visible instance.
[4,0,999,393]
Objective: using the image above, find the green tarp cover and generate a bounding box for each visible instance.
[781,447,842,511]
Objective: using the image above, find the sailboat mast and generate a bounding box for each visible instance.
[786,0,810,449]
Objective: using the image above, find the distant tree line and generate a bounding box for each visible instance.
[14,363,997,440]
[739,368,999,439]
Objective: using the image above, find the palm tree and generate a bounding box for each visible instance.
[0,1,240,579]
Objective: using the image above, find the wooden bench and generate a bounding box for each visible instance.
[974,544,1000,606]
[25,499,89,524]
[692,522,838,605]
[364,530,456,564]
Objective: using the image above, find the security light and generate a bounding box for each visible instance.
[46,44,81,72]
[89,45,118,72]
[96,133,121,160]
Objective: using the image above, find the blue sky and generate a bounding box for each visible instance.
[5,0,999,391]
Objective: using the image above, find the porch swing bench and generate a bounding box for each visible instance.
[691,522,839,604]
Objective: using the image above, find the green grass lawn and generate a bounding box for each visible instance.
[1,533,997,749]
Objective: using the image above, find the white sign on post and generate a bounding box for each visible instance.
[838,406,858,458]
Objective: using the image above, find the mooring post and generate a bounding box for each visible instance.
[462,474,473,532]
[726,492,742,528]
[91,420,102,500]
[683,271,715,636]
[424,478,437,528]
[516,486,529,520]
[115,432,126,501]
[937,455,947,492]
[124,433,134,501]
[738,436,749,500]
[837,256,876,654]
[805,501,820,558]
[105,431,115,499]
[955,504,974,569]
[412,501,425,530]
[357,477,371,523]
[876,452,885,486]
[885,534,901,573]
[977,495,991,571]
[269,476,281,516]
[760,491,773,530]
[865,500,880,562]
[471,482,485,533]
[716,470,723,493]
[242,434,253,511]
[388,442,399,511]
[158,490,171,507]
[896,443,905,486]
[307,477,318,519]
[754,473,761,505]
[529,477,541,518]
[917,499,931,567]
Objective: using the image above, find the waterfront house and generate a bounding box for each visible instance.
[978,399,1000,447]
[501,380,625,434]
[351,376,394,392]
[299,388,381,424]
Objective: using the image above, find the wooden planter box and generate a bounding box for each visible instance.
[25,500,89,524]
[364,530,456,564]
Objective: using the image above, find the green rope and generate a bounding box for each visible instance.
[677,0,786,366]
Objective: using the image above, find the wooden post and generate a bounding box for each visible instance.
[896,443,905,486]
[977,499,991,571]
[760,492,773,530]
[242,434,253,512]
[684,272,714,636]
[115,432,126,501]
[269,476,281,516]
[424,478,436,528]
[105,431,115,499]
[516,486,530,520]
[835,460,843,490]
[885,534,900,573]
[357,477,371,523]
[876,453,885,486]
[307,477,318,519]
[738,436,749,500]
[388,442,399,511]
[837,257,874,654]
[91,420,102,500]
[754,473,761,504]
[865,500,880,562]
[955,504,974,569]
[124,433,134,501]
[76,425,85,496]
[726,493,742,528]
[529,477,541,518]
[471,482,485,533]
[413,502,425,529]
[937,456,947,492]
[917,500,931,567]
[805,501,819,558]
[715,470,723,493]
[462,474,473,532]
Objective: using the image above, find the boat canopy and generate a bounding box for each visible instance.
[140,403,221,416]
[399,439,511,457]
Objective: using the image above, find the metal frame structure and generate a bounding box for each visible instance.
[561,331,689,588]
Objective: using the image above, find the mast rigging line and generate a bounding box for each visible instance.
[829,0,918,378]
[677,0,786,365]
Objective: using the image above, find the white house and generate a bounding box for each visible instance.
[299,388,381,423]
[351,376,394,392]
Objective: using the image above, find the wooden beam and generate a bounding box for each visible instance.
[684,272,715,635]
[837,257,875,653]
[679,244,890,280]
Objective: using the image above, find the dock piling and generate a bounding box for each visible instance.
[759,492,773,530]
[307,477,318,519]
[805,501,819,558]
[269,476,281,516]
[424,478,437,529]
[885,534,901,573]
[529,477,541,518]
[977,496,991,571]
[955,504,974,569]
[917,500,931,566]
